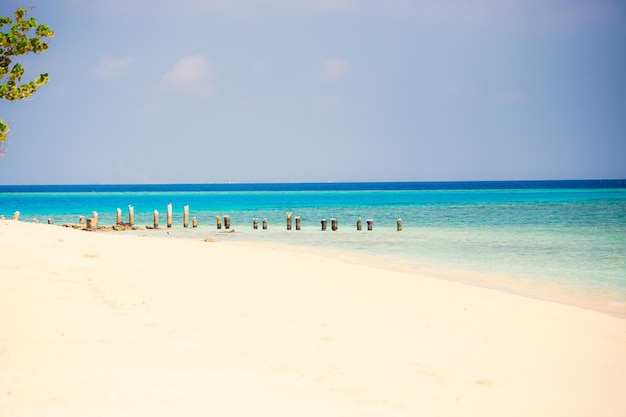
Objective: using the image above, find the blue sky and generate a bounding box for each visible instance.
[0,0,624,184]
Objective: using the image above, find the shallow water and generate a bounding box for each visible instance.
[2,181,625,316]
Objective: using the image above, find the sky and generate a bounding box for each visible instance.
[0,0,624,184]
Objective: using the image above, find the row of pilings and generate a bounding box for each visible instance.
[7,206,403,231]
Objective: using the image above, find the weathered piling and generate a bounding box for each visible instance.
[321,219,327,231]
[253,218,258,229]
[154,210,159,229]
[331,218,338,231]
[183,205,189,228]
[224,215,231,230]
[367,219,374,231]
[128,206,134,226]
[13,211,20,221]
[167,204,172,228]
[295,216,301,231]
[47,218,54,225]
[262,218,267,230]
[79,216,84,225]
[86,211,98,230]
[116,208,122,225]
[287,213,292,230]
[216,216,222,230]
[357,217,362,231]
[192,217,198,228]
[397,218,403,231]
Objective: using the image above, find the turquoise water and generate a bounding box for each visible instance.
[1,181,625,316]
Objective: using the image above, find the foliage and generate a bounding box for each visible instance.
[0,7,54,143]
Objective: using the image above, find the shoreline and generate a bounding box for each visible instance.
[2,220,626,416]
[10,215,625,318]
[114,224,626,319]
[223,238,626,317]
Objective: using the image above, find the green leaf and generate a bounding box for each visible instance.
[0,7,53,146]
[0,119,9,142]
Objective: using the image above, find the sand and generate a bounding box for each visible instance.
[1,219,625,416]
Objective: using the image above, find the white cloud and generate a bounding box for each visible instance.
[161,55,215,98]
[91,56,133,79]
[322,58,350,81]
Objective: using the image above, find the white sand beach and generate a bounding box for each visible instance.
[1,219,625,416]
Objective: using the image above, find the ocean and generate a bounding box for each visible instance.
[2,180,625,317]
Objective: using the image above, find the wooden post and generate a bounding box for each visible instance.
[295,216,301,231]
[86,212,98,230]
[262,219,267,230]
[331,218,338,231]
[287,212,292,230]
[224,215,231,230]
[397,218,403,231]
[128,206,134,226]
[48,218,54,225]
[253,218,258,229]
[79,216,84,225]
[183,205,189,228]
[13,211,20,221]
[116,208,122,225]
[321,219,327,231]
[367,219,374,231]
[167,203,172,228]
[154,210,159,229]
[357,217,362,231]
[192,217,198,228]
[216,216,222,230]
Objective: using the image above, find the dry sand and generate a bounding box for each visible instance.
[1,219,625,416]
